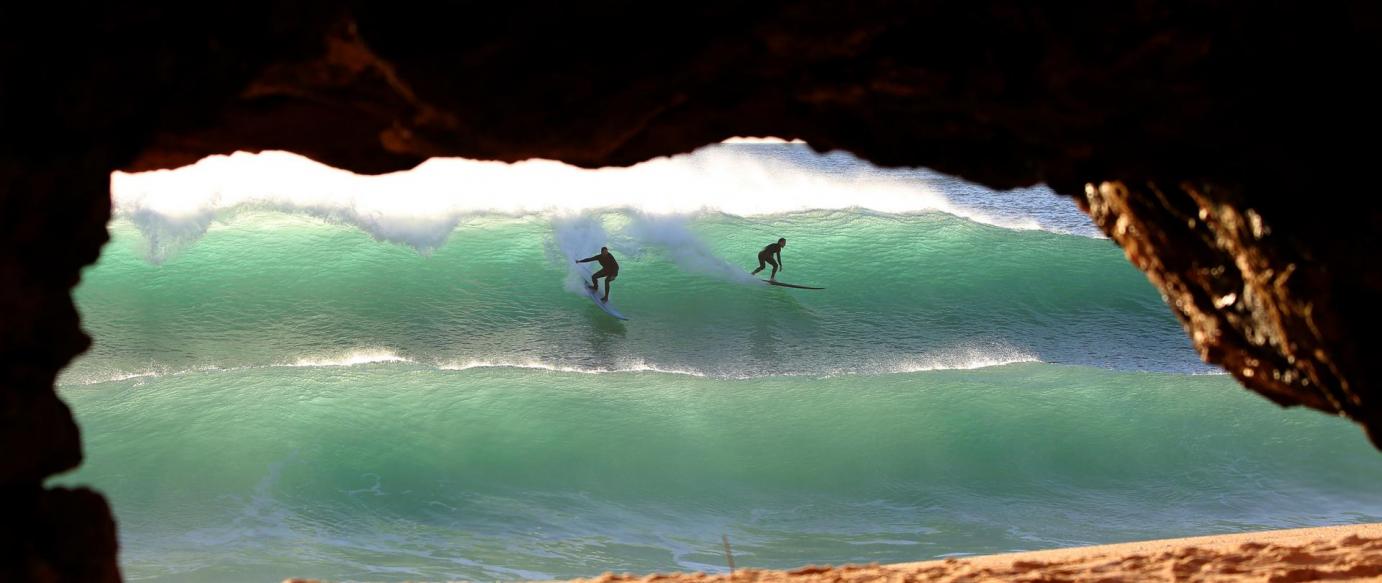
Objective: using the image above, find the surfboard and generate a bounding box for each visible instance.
[583,282,629,320]
[762,279,825,290]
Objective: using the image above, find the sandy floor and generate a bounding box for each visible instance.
[283,523,1382,582]
[562,523,1382,583]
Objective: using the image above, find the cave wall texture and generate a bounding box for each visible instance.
[3,2,1380,580]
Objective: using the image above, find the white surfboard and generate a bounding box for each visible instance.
[582,282,629,320]
[575,261,628,320]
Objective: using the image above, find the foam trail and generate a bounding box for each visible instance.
[625,214,757,284]
[124,205,219,263]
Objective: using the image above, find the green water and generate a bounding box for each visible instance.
[51,146,1382,580]
[59,363,1382,581]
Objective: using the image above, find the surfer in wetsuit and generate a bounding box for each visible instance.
[751,238,786,281]
[577,247,619,302]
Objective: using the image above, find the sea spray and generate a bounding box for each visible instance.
[625,213,757,284]
[553,213,619,295]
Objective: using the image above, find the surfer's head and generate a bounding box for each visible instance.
[778,238,787,246]
[601,246,609,254]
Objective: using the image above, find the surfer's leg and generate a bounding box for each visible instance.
[768,258,779,280]
[751,256,766,275]
[602,273,616,301]
[590,269,607,290]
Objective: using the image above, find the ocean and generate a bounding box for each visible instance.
[52,144,1382,581]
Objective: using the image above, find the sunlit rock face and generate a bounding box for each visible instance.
[3,2,1380,579]
[1083,180,1381,445]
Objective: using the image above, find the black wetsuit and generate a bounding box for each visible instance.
[752,242,784,278]
[757,242,782,269]
[578,252,619,281]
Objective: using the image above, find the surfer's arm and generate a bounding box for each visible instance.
[776,251,783,269]
[576,255,598,263]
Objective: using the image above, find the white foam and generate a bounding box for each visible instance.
[61,349,415,386]
[87,369,166,383]
[438,359,706,377]
[436,351,1040,379]
[289,349,412,367]
[57,364,231,386]
[890,350,1039,373]
[720,136,806,144]
[111,146,1054,261]
[59,368,166,386]
[888,348,1041,373]
[60,348,1040,387]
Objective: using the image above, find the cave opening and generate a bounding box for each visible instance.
[7,3,1382,580]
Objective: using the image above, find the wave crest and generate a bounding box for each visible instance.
[111,146,1087,261]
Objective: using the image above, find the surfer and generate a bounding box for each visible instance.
[751,238,786,281]
[576,247,619,302]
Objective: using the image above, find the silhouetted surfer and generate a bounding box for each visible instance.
[577,247,619,302]
[751,238,786,281]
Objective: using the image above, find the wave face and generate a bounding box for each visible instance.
[66,210,1187,385]
[55,144,1382,581]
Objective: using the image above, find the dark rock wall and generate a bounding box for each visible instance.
[3,2,1379,579]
